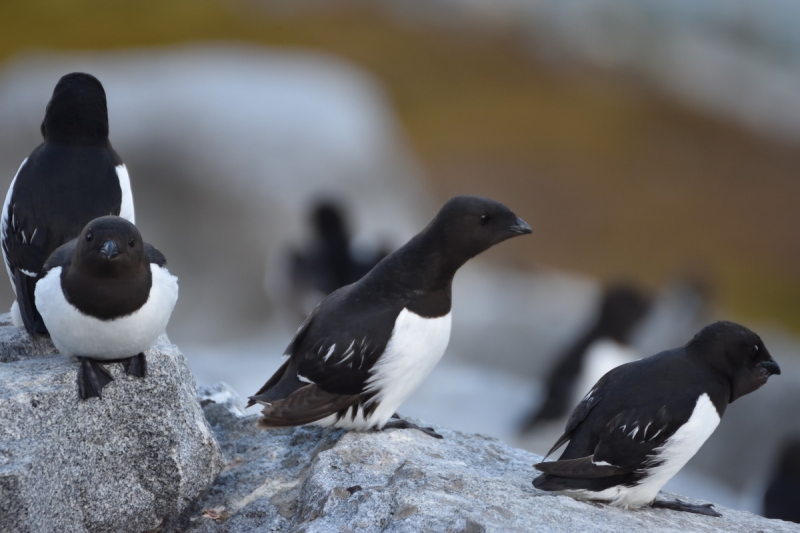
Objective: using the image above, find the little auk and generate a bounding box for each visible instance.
[2,72,135,335]
[35,216,177,400]
[248,195,532,438]
[533,321,780,516]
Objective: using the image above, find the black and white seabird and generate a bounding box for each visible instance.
[35,216,178,400]
[533,321,781,516]
[520,284,650,433]
[2,72,135,335]
[248,195,532,438]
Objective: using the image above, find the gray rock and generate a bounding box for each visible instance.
[0,316,224,533]
[181,383,799,533]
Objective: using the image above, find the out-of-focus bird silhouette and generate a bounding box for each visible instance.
[520,283,651,434]
[276,200,388,317]
[763,438,800,523]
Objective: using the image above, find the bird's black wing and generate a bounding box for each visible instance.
[542,367,617,460]
[40,239,76,273]
[535,399,689,479]
[248,284,401,425]
[144,243,167,267]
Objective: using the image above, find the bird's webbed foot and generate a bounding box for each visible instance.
[77,357,114,400]
[122,353,147,378]
[651,499,722,517]
[383,414,443,439]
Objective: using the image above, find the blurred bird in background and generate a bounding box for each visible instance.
[520,284,651,434]
[277,200,388,318]
[763,438,800,523]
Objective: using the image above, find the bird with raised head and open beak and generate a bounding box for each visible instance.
[248,195,532,438]
[533,321,780,517]
[2,72,135,335]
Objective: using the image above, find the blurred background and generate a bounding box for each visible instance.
[2,0,800,520]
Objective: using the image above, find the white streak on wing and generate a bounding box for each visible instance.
[2,158,27,293]
[297,374,314,384]
[649,428,663,441]
[619,425,626,433]
[335,340,356,365]
[115,165,135,223]
[20,230,26,244]
[643,422,652,440]
[20,270,35,277]
[322,344,336,361]
[30,228,37,243]
[35,264,179,359]
[628,426,639,439]
[592,460,613,467]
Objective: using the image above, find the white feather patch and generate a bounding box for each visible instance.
[116,165,135,223]
[2,158,27,293]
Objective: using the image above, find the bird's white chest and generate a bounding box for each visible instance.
[35,264,178,359]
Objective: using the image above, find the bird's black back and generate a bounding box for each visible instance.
[4,142,124,332]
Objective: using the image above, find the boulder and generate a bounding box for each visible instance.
[0,315,224,533]
[179,383,799,533]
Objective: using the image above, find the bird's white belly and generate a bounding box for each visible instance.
[35,264,178,359]
[565,393,721,508]
[317,308,452,430]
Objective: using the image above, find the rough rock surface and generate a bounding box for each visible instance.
[179,383,799,533]
[0,316,224,533]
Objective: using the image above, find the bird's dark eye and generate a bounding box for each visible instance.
[480,214,491,225]
[129,239,136,247]
[85,232,93,242]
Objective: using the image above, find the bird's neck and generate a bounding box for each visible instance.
[359,231,459,317]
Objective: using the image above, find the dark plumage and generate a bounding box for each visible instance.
[249,195,531,438]
[35,217,177,400]
[521,284,650,433]
[290,201,387,297]
[533,321,780,516]
[1,72,134,335]
[763,438,800,523]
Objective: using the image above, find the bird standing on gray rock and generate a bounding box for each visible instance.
[1,72,135,335]
[248,195,532,438]
[35,216,177,400]
[533,321,780,516]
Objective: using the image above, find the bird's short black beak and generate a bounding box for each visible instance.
[759,357,781,376]
[508,217,532,235]
[100,240,120,260]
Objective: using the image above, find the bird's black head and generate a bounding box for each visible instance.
[688,321,780,403]
[73,216,147,277]
[426,195,531,265]
[41,72,109,144]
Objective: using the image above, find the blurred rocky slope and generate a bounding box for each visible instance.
[0,45,432,342]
